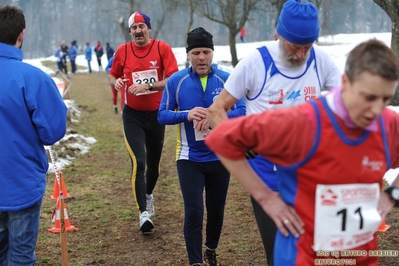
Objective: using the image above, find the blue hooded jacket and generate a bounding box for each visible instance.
[0,42,68,211]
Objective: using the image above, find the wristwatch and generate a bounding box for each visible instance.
[148,82,154,91]
[383,185,399,207]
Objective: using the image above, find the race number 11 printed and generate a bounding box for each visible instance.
[313,183,382,251]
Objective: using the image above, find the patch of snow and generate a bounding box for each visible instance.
[27,32,399,184]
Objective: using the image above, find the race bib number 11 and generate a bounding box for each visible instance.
[313,183,381,251]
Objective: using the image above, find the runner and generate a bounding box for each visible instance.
[207,1,341,264]
[205,39,399,266]
[108,11,178,234]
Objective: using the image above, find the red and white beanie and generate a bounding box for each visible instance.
[128,11,151,29]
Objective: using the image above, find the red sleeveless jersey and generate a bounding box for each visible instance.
[110,39,178,111]
[276,97,389,265]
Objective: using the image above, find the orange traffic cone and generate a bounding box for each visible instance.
[50,170,70,200]
[377,220,391,232]
[47,199,79,233]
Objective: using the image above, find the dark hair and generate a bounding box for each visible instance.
[0,5,25,45]
[345,39,399,83]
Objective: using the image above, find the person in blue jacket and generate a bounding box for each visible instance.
[158,27,245,266]
[68,40,78,74]
[54,44,64,75]
[0,5,68,265]
[85,41,93,73]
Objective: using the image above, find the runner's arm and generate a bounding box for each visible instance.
[208,89,240,128]
[377,111,399,219]
[108,74,128,90]
[378,175,399,219]
[149,77,169,92]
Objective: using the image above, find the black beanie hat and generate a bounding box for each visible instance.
[186,27,214,53]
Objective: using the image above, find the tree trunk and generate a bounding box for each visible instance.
[229,31,238,66]
[390,2,399,57]
[373,0,399,105]
[118,17,131,43]
[274,0,285,27]
[185,1,197,68]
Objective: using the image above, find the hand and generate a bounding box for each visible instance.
[188,107,207,122]
[261,192,304,238]
[128,83,150,95]
[377,192,395,220]
[115,77,128,90]
[194,118,210,132]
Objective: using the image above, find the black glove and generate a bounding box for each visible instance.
[245,150,258,159]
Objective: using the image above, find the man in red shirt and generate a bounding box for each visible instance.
[108,11,178,234]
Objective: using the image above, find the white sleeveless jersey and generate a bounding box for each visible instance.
[225,41,342,115]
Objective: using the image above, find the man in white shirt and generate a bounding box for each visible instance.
[207,0,341,265]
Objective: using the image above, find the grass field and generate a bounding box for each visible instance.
[34,62,399,265]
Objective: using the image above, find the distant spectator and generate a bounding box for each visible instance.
[94,40,104,73]
[54,45,64,75]
[106,42,115,61]
[85,41,92,74]
[68,40,78,74]
[240,26,246,43]
[60,40,68,74]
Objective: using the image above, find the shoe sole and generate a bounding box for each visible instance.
[140,220,154,234]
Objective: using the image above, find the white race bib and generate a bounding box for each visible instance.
[132,69,159,96]
[193,120,211,141]
[313,183,381,251]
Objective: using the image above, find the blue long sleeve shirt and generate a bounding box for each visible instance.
[158,65,245,162]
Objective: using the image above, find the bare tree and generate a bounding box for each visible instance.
[116,0,141,42]
[270,0,286,27]
[199,0,262,66]
[373,0,399,55]
[151,0,181,39]
[373,0,399,105]
[183,1,200,67]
